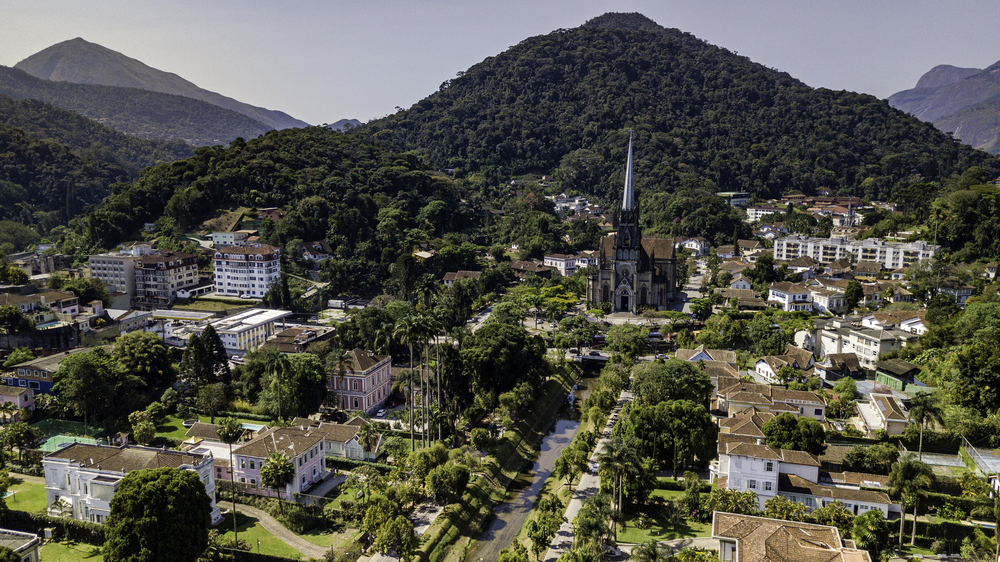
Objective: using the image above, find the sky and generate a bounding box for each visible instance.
[1,0,998,126]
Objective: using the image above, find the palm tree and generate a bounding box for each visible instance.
[908,392,945,462]
[356,422,381,455]
[888,454,934,549]
[0,402,15,426]
[598,436,640,535]
[392,369,417,440]
[326,346,351,411]
[264,353,291,421]
[415,314,439,448]
[394,315,420,451]
[260,451,296,513]
[216,417,244,544]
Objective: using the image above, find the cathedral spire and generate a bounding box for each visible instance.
[622,130,635,211]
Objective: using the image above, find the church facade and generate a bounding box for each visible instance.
[587,135,677,313]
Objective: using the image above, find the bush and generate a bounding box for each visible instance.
[325,458,394,473]
[931,539,949,555]
[2,510,104,544]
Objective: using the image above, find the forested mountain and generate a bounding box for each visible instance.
[0,66,272,145]
[0,123,129,229]
[365,12,999,203]
[0,94,193,177]
[889,62,1000,154]
[15,38,308,130]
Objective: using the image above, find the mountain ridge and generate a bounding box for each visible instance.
[15,38,309,131]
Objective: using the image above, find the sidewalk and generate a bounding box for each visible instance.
[542,386,633,562]
[218,500,328,559]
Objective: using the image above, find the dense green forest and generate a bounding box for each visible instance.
[0,94,193,177]
[0,66,272,145]
[365,12,1000,203]
[0,123,130,232]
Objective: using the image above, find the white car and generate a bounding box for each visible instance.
[376,409,387,418]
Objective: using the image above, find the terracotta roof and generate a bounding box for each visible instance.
[712,512,870,562]
[699,360,739,381]
[771,281,810,294]
[714,288,756,299]
[854,261,883,274]
[233,427,325,459]
[819,445,855,465]
[783,344,813,367]
[185,422,223,441]
[46,443,209,471]
[718,433,759,455]
[347,348,388,373]
[443,270,482,282]
[728,442,783,460]
[717,245,735,255]
[780,449,821,467]
[826,471,890,487]
[720,408,774,437]
[780,473,891,505]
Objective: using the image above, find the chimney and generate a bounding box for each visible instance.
[756,438,763,445]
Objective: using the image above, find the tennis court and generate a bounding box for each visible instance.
[31,419,104,439]
[39,434,101,452]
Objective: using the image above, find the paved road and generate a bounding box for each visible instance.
[218,500,329,560]
[466,418,581,562]
[542,386,633,562]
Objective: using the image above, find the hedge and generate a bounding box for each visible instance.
[917,490,990,517]
[225,549,299,562]
[896,519,994,549]
[325,458,394,473]
[0,510,104,544]
[657,478,711,493]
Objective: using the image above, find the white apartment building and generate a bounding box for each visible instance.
[214,244,281,298]
[191,308,293,353]
[543,254,578,276]
[773,234,939,269]
[88,244,152,297]
[745,205,782,223]
[43,443,221,525]
[814,319,916,369]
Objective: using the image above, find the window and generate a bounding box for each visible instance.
[251,479,257,487]
[748,479,757,490]
[352,380,358,391]
[814,408,823,416]
[765,462,774,472]
[764,481,772,491]
[353,398,359,409]
[240,459,246,469]
[250,460,255,470]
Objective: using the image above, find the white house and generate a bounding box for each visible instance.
[190,308,294,354]
[730,274,752,291]
[810,289,846,314]
[745,205,782,223]
[43,443,221,525]
[854,393,910,438]
[676,237,710,256]
[543,254,578,276]
[768,282,813,312]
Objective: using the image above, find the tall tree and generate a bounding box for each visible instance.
[103,467,211,562]
[216,417,244,545]
[52,348,117,430]
[394,314,421,451]
[888,455,934,549]
[260,452,295,511]
[112,331,176,388]
[908,392,945,461]
[598,436,640,534]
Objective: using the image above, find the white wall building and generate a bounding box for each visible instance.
[745,205,782,223]
[768,282,813,312]
[214,244,281,298]
[773,234,939,269]
[190,308,293,353]
[88,244,152,297]
[43,443,221,525]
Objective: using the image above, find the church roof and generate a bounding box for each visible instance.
[623,131,635,211]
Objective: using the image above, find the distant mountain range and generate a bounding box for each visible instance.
[327,118,362,131]
[889,62,1000,154]
[16,38,309,131]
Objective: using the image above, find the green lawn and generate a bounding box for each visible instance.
[616,490,711,544]
[300,526,360,548]
[40,540,103,561]
[218,511,304,559]
[324,485,361,509]
[6,479,47,514]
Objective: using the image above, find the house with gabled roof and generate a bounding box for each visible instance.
[717,379,826,420]
[730,274,752,291]
[853,261,883,281]
[232,426,326,498]
[328,348,392,414]
[713,512,873,562]
[302,240,333,262]
[854,393,909,437]
[813,353,860,381]
[768,282,812,312]
[676,345,737,364]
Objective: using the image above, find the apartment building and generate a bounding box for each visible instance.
[211,230,256,248]
[133,250,198,309]
[190,308,293,353]
[43,443,221,525]
[213,244,281,299]
[814,318,916,369]
[88,244,152,298]
[773,234,939,269]
[744,205,782,223]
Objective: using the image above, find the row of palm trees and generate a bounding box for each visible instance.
[392,313,447,452]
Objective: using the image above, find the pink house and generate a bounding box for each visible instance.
[232,426,326,498]
[328,349,392,414]
[0,385,34,422]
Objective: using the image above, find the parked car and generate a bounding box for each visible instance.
[376,409,387,418]
[589,351,601,356]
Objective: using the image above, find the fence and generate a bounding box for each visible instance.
[960,434,1000,476]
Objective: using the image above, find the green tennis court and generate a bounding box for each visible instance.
[31,419,104,439]
[39,435,102,452]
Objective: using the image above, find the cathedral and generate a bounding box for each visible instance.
[587,134,677,313]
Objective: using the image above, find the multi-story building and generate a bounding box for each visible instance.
[0,529,40,562]
[744,205,782,223]
[328,348,392,414]
[773,234,939,269]
[717,191,750,207]
[213,244,281,299]
[855,394,910,437]
[713,512,873,562]
[42,443,221,525]
[4,347,104,395]
[190,308,293,353]
[133,250,198,309]
[543,254,578,276]
[814,318,916,370]
[88,244,152,299]
[232,426,326,498]
[211,230,257,248]
[767,282,812,312]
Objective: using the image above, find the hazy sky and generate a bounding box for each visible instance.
[2,0,997,126]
